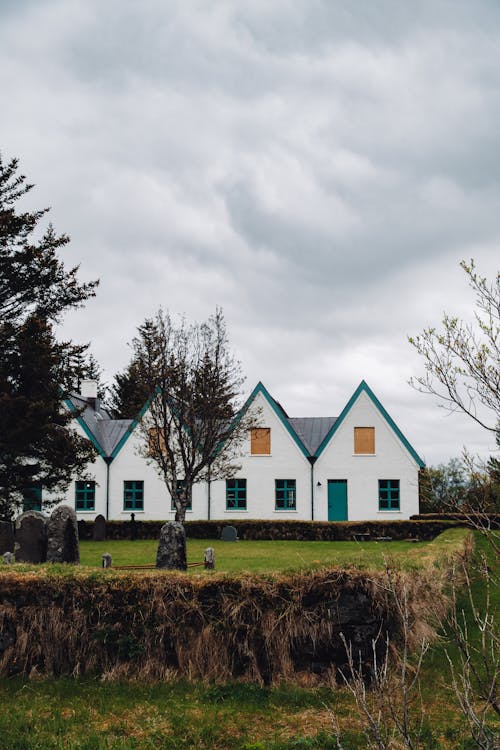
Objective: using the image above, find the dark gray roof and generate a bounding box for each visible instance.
[94,419,133,456]
[68,395,133,457]
[287,417,337,455]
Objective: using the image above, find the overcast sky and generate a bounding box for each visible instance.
[1,0,499,465]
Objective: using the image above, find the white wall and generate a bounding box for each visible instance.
[60,388,420,522]
[313,391,420,521]
[49,418,108,519]
[209,392,312,520]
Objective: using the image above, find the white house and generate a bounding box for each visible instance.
[33,380,424,521]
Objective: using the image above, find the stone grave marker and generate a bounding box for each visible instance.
[102,552,112,568]
[220,525,238,542]
[156,521,187,570]
[92,514,106,541]
[204,547,215,569]
[0,520,14,554]
[2,552,14,565]
[47,506,80,564]
[14,511,48,563]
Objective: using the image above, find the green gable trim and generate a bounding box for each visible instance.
[241,382,310,458]
[64,398,106,457]
[109,395,155,460]
[315,381,425,467]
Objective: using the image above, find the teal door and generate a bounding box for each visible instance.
[328,480,348,521]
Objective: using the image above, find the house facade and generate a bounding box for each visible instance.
[39,380,424,522]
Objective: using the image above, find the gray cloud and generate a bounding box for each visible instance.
[0,0,498,464]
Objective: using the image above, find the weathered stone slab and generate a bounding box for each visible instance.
[156,521,187,570]
[2,551,14,565]
[0,520,14,554]
[204,547,215,570]
[14,511,47,563]
[220,525,238,542]
[92,514,106,541]
[47,506,80,564]
[102,553,112,568]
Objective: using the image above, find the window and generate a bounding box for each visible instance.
[124,480,144,511]
[275,479,296,510]
[23,483,42,512]
[226,479,247,510]
[354,427,375,454]
[251,428,271,455]
[75,480,95,511]
[148,427,166,456]
[171,480,192,511]
[378,479,400,510]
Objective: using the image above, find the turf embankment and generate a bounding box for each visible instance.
[0,533,468,684]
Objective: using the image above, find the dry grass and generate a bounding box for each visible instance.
[0,557,455,685]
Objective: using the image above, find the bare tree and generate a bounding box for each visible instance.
[335,570,430,750]
[446,554,499,750]
[132,308,258,523]
[409,260,499,433]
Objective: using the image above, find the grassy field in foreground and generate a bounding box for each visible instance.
[0,532,496,750]
[76,527,469,573]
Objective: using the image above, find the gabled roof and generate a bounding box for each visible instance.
[66,380,424,467]
[314,380,425,467]
[240,382,310,457]
[243,380,424,466]
[288,417,337,456]
[65,395,133,459]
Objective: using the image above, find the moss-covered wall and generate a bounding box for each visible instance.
[0,567,442,684]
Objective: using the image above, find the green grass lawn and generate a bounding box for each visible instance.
[0,530,497,749]
[77,527,469,574]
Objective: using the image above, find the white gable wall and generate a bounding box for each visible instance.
[108,424,208,520]
[313,391,420,521]
[49,417,108,519]
[209,392,312,519]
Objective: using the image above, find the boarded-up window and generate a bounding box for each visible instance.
[354,427,375,454]
[148,427,167,456]
[251,428,271,455]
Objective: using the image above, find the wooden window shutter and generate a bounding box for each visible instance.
[251,428,271,455]
[354,427,375,454]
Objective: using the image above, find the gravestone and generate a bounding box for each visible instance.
[204,547,215,570]
[3,552,14,565]
[220,525,238,542]
[47,505,80,564]
[92,514,106,541]
[0,520,14,554]
[14,511,48,563]
[102,553,112,568]
[156,521,187,570]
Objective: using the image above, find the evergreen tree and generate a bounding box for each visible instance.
[0,153,98,519]
[108,358,150,418]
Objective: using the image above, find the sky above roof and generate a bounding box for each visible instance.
[1,0,499,465]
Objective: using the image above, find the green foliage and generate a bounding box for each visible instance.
[419,454,500,513]
[108,357,150,418]
[0,154,99,519]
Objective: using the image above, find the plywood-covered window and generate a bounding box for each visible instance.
[148,427,167,456]
[354,427,375,454]
[250,427,271,455]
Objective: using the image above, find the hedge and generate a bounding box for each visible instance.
[411,513,500,529]
[77,518,463,542]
